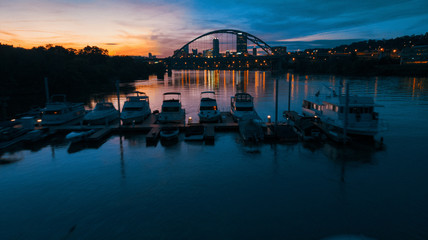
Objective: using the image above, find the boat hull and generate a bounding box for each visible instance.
[41,104,85,125]
[160,128,179,141]
[198,111,221,123]
[121,111,150,125]
[158,111,185,124]
[83,111,119,125]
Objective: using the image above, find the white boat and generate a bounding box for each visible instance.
[239,118,264,143]
[41,95,85,125]
[65,130,95,143]
[158,92,185,124]
[83,102,119,125]
[302,87,386,140]
[198,91,221,123]
[284,111,321,141]
[160,127,179,141]
[230,92,260,122]
[184,125,205,141]
[121,91,151,125]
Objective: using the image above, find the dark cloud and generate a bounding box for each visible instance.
[187,0,428,43]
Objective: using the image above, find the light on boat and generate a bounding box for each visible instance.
[11,119,16,122]
[267,115,271,123]
[37,119,42,123]
[188,117,192,124]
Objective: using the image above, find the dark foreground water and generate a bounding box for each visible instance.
[1,71,428,239]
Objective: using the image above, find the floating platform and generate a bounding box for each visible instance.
[146,127,160,146]
[204,126,215,144]
[12,112,300,149]
[87,127,112,142]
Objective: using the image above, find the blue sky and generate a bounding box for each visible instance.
[1,0,427,56]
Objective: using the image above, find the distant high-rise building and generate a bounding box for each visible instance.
[192,49,198,56]
[213,38,220,57]
[236,32,247,54]
[203,49,213,58]
[148,52,153,59]
[253,47,257,56]
[182,45,189,57]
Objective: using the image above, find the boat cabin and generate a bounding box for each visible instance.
[231,93,254,111]
[94,102,115,111]
[161,92,183,113]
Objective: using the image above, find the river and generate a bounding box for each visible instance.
[1,70,427,239]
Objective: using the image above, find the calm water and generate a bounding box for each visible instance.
[1,71,428,240]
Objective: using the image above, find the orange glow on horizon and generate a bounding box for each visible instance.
[0,0,189,57]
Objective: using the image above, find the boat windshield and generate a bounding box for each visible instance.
[44,110,61,115]
[95,103,113,111]
[235,94,252,102]
[123,107,143,111]
[236,107,253,111]
[200,106,217,111]
[163,107,180,112]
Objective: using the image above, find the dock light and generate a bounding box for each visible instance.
[37,119,42,123]
[267,115,271,123]
[11,119,16,122]
[188,117,192,124]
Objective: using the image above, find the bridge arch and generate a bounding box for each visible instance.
[172,29,272,58]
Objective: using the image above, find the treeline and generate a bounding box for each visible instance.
[0,44,165,118]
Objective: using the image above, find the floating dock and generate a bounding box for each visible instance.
[1,112,301,152]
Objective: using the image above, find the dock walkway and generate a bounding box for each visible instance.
[41,112,297,145]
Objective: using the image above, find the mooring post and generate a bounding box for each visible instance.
[343,83,349,143]
[275,77,279,136]
[116,80,121,128]
[288,74,291,113]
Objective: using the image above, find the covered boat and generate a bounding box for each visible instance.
[302,87,386,140]
[41,95,85,125]
[158,92,185,124]
[84,102,119,125]
[230,92,260,122]
[198,91,221,123]
[121,92,151,125]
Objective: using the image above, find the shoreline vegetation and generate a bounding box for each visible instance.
[1,32,428,119]
[0,44,165,119]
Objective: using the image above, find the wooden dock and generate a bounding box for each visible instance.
[87,127,112,142]
[22,112,300,148]
[146,127,160,146]
[204,126,215,144]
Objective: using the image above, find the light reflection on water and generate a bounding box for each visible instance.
[1,71,428,240]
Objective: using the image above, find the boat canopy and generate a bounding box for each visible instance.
[163,92,181,101]
[234,93,252,102]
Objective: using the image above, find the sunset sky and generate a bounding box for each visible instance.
[1,0,427,57]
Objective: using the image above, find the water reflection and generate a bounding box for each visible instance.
[0,152,23,165]
[2,71,428,240]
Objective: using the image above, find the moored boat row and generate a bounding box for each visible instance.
[2,83,386,150]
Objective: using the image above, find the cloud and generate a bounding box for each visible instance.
[0,30,17,37]
[1,0,427,56]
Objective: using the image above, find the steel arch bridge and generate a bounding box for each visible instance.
[172,29,273,58]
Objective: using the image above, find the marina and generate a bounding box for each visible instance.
[1,71,427,240]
